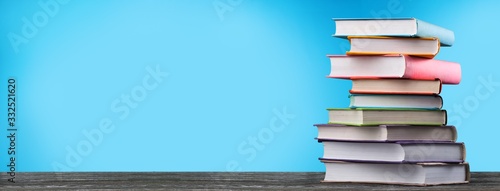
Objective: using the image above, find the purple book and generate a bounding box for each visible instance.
[321,159,470,186]
[319,140,465,163]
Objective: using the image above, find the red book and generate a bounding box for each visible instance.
[327,54,461,84]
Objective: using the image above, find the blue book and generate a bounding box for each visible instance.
[333,18,455,46]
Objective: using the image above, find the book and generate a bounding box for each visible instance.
[327,108,447,126]
[346,36,440,58]
[349,94,443,109]
[350,79,442,95]
[333,18,455,46]
[320,140,465,163]
[321,160,470,186]
[321,17,468,187]
[327,54,461,84]
[314,124,457,142]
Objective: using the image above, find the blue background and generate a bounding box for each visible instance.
[0,0,498,172]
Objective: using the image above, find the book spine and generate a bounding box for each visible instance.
[450,125,458,142]
[461,143,467,162]
[437,95,444,109]
[443,110,448,125]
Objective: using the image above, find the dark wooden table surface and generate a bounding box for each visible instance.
[1,172,499,190]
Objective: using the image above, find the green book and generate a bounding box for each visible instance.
[327,108,447,126]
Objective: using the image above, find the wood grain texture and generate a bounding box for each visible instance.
[1,172,499,190]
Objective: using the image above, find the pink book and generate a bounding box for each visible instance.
[327,54,461,84]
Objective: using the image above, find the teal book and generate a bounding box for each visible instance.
[333,18,455,46]
[327,108,447,126]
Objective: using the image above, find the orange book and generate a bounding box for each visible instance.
[346,36,440,58]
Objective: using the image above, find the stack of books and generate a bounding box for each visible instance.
[315,18,470,186]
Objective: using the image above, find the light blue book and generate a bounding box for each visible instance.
[333,18,455,46]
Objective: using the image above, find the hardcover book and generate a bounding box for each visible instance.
[321,160,469,186]
[349,94,443,109]
[327,54,461,84]
[320,140,465,163]
[333,18,455,46]
[314,124,457,142]
[327,108,447,126]
[346,36,440,58]
[350,79,442,95]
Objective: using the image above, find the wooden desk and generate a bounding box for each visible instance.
[2,172,499,190]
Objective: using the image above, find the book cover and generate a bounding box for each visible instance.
[333,18,455,46]
[327,108,447,126]
[349,94,443,109]
[314,124,457,142]
[319,140,466,163]
[321,160,470,186]
[346,36,440,58]
[327,55,461,84]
